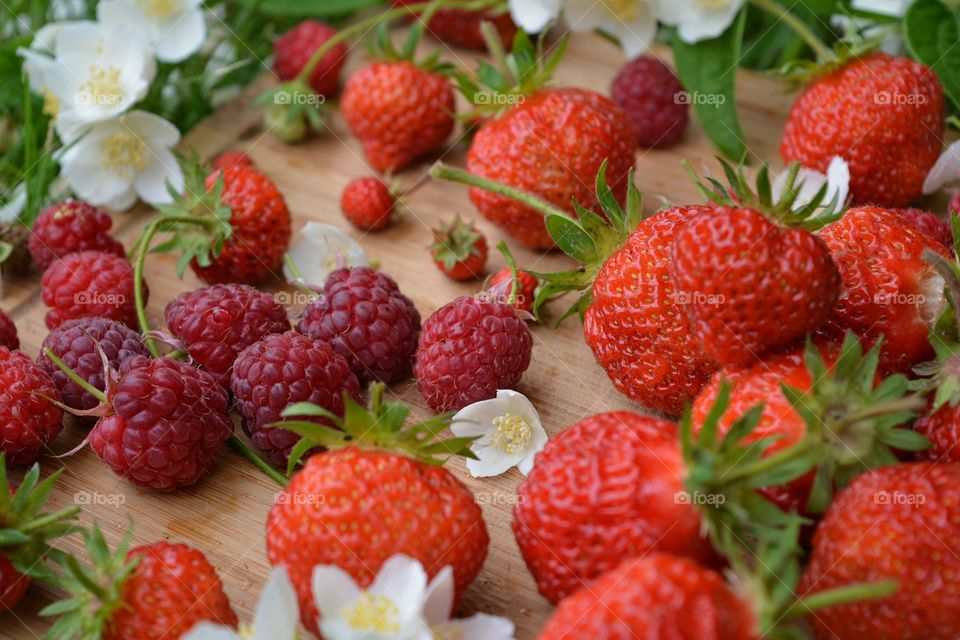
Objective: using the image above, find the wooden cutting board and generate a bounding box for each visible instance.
[2,32,798,639]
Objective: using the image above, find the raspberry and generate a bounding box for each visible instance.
[88,356,233,491]
[41,251,146,330]
[273,20,347,97]
[414,296,532,412]
[0,347,63,466]
[165,284,290,386]
[489,267,538,313]
[341,177,396,231]
[211,151,253,172]
[611,56,688,148]
[231,331,361,467]
[28,200,125,271]
[898,207,953,250]
[0,309,18,350]
[297,267,421,384]
[37,317,150,413]
[391,0,518,51]
[430,217,488,281]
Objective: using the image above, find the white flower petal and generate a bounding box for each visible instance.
[439,613,517,640]
[466,444,524,478]
[97,0,153,47]
[253,567,299,640]
[422,567,455,627]
[851,0,912,16]
[369,555,428,622]
[285,222,369,287]
[0,184,27,224]
[180,622,241,640]
[134,148,182,205]
[153,6,206,62]
[517,424,548,476]
[565,0,656,58]
[924,140,960,194]
[312,564,362,622]
[509,0,562,32]
[655,0,746,44]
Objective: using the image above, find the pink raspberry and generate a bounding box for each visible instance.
[297,267,420,384]
[898,207,953,250]
[414,296,532,412]
[29,200,125,271]
[41,251,146,330]
[231,331,361,467]
[0,309,18,350]
[611,56,688,148]
[0,348,63,466]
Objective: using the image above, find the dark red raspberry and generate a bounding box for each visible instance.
[273,20,347,97]
[165,284,290,386]
[41,251,145,330]
[211,151,254,172]
[0,309,18,350]
[231,331,361,467]
[297,267,420,384]
[898,207,953,250]
[88,356,233,491]
[0,347,63,466]
[341,177,396,231]
[414,296,532,412]
[611,56,688,148]
[391,0,517,50]
[37,317,149,413]
[28,200,125,271]
[489,267,539,313]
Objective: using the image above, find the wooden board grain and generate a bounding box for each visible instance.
[1,32,797,640]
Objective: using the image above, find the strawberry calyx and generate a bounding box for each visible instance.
[41,524,140,640]
[687,158,846,230]
[0,456,81,584]
[912,240,960,410]
[274,383,479,475]
[431,161,642,323]
[368,19,455,75]
[429,215,485,272]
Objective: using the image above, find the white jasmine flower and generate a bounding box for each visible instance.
[564,0,657,58]
[772,156,849,217]
[17,21,94,118]
[0,184,27,224]
[98,0,207,63]
[183,566,299,640]
[451,390,547,477]
[509,0,563,33]
[655,0,747,44]
[284,222,369,287]
[57,110,183,211]
[924,140,960,194]
[42,22,155,142]
[422,567,515,640]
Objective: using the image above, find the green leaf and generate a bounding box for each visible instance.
[241,0,386,17]
[905,0,960,110]
[671,10,748,161]
[544,216,598,264]
[878,427,931,451]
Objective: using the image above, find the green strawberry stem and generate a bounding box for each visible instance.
[430,162,573,221]
[748,0,834,62]
[228,437,289,487]
[42,348,108,404]
[780,580,898,622]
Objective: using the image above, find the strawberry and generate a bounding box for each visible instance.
[489,265,538,313]
[781,52,945,208]
[429,215,488,280]
[47,527,237,639]
[461,34,635,249]
[272,20,347,97]
[341,27,454,172]
[391,0,517,51]
[266,386,488,636]
[669,163,841,368]
[433,162,714,415]
[514,411,717,604]
[800,463,960,639]
[818,205,949,374]
[210,150,254,172]
[537,553,758,640]
[340,176,396,231]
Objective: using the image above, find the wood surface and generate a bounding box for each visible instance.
[1,32,799,640]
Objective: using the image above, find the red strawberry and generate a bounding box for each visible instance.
[897,207,953,250]
[272,20,347,97]
[430,216,488,280]
[266,388,488,636]
[414,296,532,412]
[41,251,145,330]
[231,331,361,467]
[489,266,538,312]
[164,283,290,386]
[0,347,63,466]
[781,52,945,207]
[342,61,454,172]
[0,554,29,612]
[800,463,960,639]
[296,267,420,384]
[211,150,254,172]
[611,55,688,148]
[669,165,841,368]
[818,205,949,373]
[537,554,758,640]
[514,411,717,604]
[391,0,517,50]
[0,308,18,350]
[50,529,237,640]
[29,200,125,272]
[83,356,233,491]
[340,176,396,231]
[913,400,960,463]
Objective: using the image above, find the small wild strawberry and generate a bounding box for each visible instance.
[430,216,488,281]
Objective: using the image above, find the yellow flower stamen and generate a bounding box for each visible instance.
[99,132,148,180]
[237,623,256,638]
[79,65,124,110]
[136,0,178,20]
[42,90,60,118]
[340,592,401,633]
[601,0,641,20]
[696,0,733,10]
[491,413,532,454]
[432,624,466,640]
